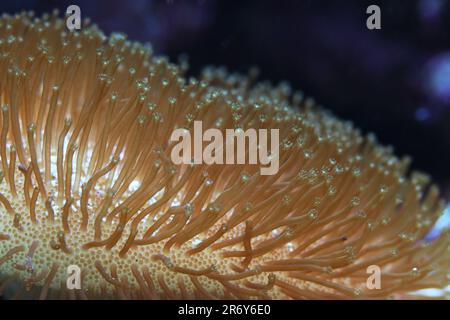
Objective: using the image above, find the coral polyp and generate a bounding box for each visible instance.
[0,12,449,300]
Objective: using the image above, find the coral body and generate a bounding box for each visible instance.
[0,12,448,299]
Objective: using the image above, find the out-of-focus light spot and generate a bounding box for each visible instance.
[418,0,444,20]
[426,53,450,103]
[419,204,450,298]
[412,284,450,298]
[415,107,430,122]
[426,203,450,240]
[411,288,443,297]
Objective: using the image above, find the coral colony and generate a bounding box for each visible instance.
[0,12,449,299]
